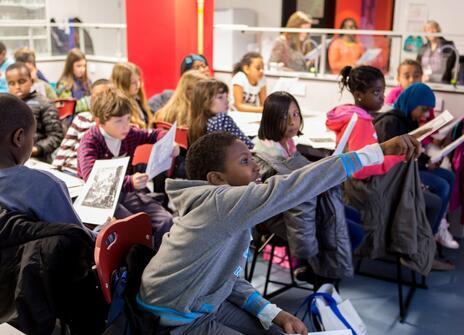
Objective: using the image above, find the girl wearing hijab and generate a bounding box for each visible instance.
[374,83,458,250]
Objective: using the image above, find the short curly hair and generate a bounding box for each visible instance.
[186,132,238,180]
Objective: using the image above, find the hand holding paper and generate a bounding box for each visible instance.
[409,111,454,141]
[131,172,149,190]
[380,134,422,161]
[430,134,464,163]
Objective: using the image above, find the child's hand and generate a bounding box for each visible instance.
[131,172,149,190]
[427,161,440,171]
[171,144,180,158]
[379,134,422,161]
[272,310,307,335]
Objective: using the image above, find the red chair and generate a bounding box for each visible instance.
[132,144,154,166]
[154,121,189,150]
[94,213,153,304]
[154,122,189,177]
[53,99,77,120]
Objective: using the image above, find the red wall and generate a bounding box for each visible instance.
[126,0,214,97]
[334,0,394,30]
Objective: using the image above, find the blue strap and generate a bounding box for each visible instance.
[295,292,357,335]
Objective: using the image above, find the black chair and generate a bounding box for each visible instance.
[245,224,313,299]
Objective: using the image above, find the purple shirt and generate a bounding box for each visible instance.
[77,125,165,192]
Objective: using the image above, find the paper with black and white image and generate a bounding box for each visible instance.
[409,110,454,141]
[332,113,358,155]
[73,156,129,225]
[146,122,176,179]
[430,134,464,163]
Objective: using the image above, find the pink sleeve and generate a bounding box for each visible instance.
[385,87,403,105]
[345,119,404,179]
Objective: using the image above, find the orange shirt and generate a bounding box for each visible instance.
[328,37,364,74]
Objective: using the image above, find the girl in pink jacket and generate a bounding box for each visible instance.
[326,65,404,179]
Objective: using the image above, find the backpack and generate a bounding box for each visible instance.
[103,244,162,335]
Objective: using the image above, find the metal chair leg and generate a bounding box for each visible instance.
[263,243,276,297]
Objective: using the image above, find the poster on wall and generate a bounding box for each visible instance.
[407,3,428,32]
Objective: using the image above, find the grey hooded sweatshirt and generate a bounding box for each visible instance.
[138,151,371,327]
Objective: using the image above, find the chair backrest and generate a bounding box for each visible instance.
[132,144,154,166]
[154,121,189,150]
[54,99,77,120]
[94,212,153,304]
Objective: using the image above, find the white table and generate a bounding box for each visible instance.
[25,159,85,198]
[228,111,336,150]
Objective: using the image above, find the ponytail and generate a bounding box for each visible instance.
[339,65,352,93]
[338,65,384,94]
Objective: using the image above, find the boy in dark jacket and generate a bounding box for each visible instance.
[6,62,63,163]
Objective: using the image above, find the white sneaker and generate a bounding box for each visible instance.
[435,220,459,249]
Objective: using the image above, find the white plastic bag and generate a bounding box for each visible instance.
[296,283,367,335]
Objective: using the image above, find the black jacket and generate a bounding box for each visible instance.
[374,110,430,169]
[23,91,64,163]
[0,206,105,335]
[417,37,457,83]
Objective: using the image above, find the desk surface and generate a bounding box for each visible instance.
[25,159,84,198]
[228,111,336,150]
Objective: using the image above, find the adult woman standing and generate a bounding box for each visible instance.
[417,20,457,83]
[269,11,314,72]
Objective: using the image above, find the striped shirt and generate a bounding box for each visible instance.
[77,125,165,192]
[52,112,94,174]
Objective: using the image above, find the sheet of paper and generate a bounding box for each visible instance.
[146,122,176,179]
[73,156,129,225]
[430,134,464,163]
[25,159,85,188]
[0,323,26,335]
[431,112,463,140]
[332,113,358,155]
[409,110,454,141]
[356,48,382,64]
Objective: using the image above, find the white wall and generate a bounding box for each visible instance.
[215,0,282,27]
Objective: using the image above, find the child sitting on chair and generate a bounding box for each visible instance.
[52,79,110,174]
[138,131,421,335]
[77,85,178,249]
[6,62,63,163]
[0,93,83,228]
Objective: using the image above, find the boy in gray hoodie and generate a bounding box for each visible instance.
[138,131,421,334]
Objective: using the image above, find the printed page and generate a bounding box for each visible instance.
[146,122,176,179]
[430,134,464,163]
[409,110,454,141]
[73,156,130,225]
